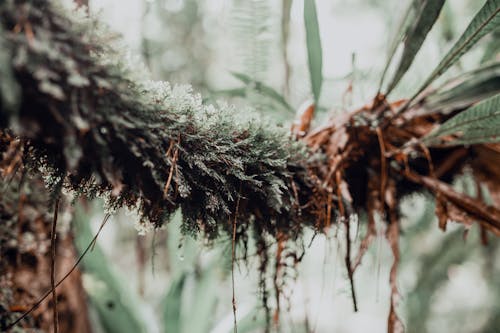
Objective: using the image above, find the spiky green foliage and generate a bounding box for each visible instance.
[423,93,500,146]
[0,0,318,242]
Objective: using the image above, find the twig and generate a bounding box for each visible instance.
[231,186,242,333]
[336,171,358,312]
[403,171,500,235]
[163,137,180,199]
[376,127,387,205]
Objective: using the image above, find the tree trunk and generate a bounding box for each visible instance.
[0,149,93,333]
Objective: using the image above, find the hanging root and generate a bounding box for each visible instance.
[50,199,60,333]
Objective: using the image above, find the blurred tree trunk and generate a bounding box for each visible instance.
[0,134,93,332]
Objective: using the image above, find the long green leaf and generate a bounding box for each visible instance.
[415,0,500,98]
[231,71,294,112]
[423,93,500,146]
[385,0,446,94]
[73,207,148,333]
[163,273,187,333]
[378,0,416,91]
[424,62,500,112]
[304,0,323,104]
[180,264,219,333]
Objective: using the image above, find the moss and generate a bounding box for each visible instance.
[0,0,322,243]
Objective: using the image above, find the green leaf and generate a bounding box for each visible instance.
[230,71,294,112]
[378,0,416,90]
[216,87,247,98]
[423,93,500,146]
[385,0,446,94]
[304,0,323,104]
[180,264,219,333]
[73,206,148,333]
[0,27,20,115]
[415,0,500,98]
[163,273,187,333]
[424,61,500,112]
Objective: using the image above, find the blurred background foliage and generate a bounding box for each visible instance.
[67,0,500,332]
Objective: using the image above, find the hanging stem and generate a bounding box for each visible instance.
[50,199,59,333]
[231,185,242,333]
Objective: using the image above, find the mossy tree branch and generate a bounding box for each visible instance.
[0,0,322,242]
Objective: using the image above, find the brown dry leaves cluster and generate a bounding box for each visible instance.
[292,94,500,331]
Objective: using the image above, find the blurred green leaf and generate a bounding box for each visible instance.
[225,308,266,333]
[163,273,187,333]
[424,61,500,112]
[385,0,446,94]
[216,87,248,98]
[415,0,500,98]
[423,93,500,146]
[304,0,323,104]
[378,0,415,90]
[230,72,294,113]
[163,211,224,333]
[73,206,148,333]
[0,27,20,116]
[180,265,219,333]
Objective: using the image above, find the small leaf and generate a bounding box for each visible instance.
[423,93,500,146]
[385,0,446,94]
[304,0,323,104]
[415,0,500,98]
[230,71,294,112]
[216,87,247,98]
